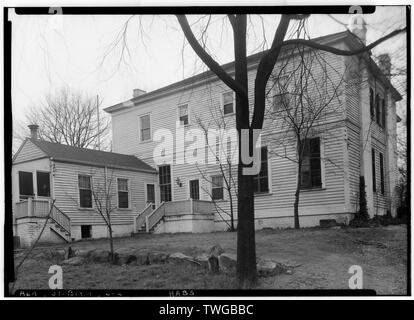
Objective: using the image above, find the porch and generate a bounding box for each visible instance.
[14,198,71,245]
[134,199,215,234]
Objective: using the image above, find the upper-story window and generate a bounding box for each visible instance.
[178,104,189,126]
[370,87,386,129]
[37,172,50,197]
[140,114,151,142]
[222,91,234,115]
[370,88,375,119]
[273,75,291,112]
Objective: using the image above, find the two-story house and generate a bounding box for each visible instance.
[104,24,401,232]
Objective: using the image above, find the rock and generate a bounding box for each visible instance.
[148,252,169,265]
[89,249,112,263]
[208,256,219,273]
[218,253,237,273]
[169,252,194,265]
[75,249,93,258]
[257,259,287,277]
[115,248,137,265]
[135,251,149,265]
[195,253,210,269]
[209,244,224,257]
[62,256,85,266]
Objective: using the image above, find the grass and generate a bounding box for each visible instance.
[12,225,408,294]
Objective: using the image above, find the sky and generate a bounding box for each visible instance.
[10,6,407,138]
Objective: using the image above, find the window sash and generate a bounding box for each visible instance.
[253,147,269,193]
[223,92,234,114]
[300,138,322,189]
[146,184,155,203]
[380,153,385,195]
[117,178,128,191]
[159,165,172,202]
[372,149,377,193]
[78,175,92,208]
[118,191,129,208]
[36,172,50,197]
[140,115,151,141]
[211,175,224,200]
[19,171,34,197]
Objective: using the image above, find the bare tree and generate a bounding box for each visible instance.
[91,167,117,262]
[194,110,238,231]
[265,41,345,228]
[16,87,110,150]
[175,14,405,286]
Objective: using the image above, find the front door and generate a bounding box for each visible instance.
[189,179,200,200]
[146,183,156,209]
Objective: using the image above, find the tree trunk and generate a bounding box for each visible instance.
[108,224,115,263]
[294,162,301,229]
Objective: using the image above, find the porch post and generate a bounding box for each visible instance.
[145,216,149,233]
[133,216,137,233]
[27,198,33,217]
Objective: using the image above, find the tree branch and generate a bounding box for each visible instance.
[176,14,248,100]
[282,27,407,56]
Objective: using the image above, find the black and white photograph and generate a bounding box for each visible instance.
[2,1,410,302]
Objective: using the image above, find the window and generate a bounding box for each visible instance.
[375,94,381,125]
[370,88,375,119]
[159,165,172,202]
[253,147,269,193]
[372,149,376,193]
[117,178,129,208]
[301,138,322,189]
[178,104,189,125]
[381,98,386,128]
[273,75,291,112]
[211,175,224,200]
[222,92,234,115]
[140,114,151,142]
[78,175,92,208]
[379,152,385,195]
[81,225,91,239]
[19,171,33,200]
[36,172,50,197]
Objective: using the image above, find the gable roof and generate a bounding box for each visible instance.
[22,138,156,173]
[104,30,401,114]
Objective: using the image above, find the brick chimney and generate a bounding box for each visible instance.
[378,54,392,79]
[28,124,39,140]
[133,88,146,98]
[349,14,367,44]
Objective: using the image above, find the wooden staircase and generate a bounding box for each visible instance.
[133,202,166,234]
[49,204,71,242]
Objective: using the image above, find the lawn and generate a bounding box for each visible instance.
[12,225,408,295]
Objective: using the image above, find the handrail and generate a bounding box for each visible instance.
[134,203,154,232]
[146,202,166,232]
[50,204,71,235]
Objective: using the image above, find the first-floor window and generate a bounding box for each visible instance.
[78,175,92,208]
[159,165,172,202]
[301,137,322,189]
[117,178,129,208]
[211,175,224,200]
[253,146,269,193]
[18,171,34,200]
[379,152,385,195]
[372,148,377,193]
[37,171,50,197]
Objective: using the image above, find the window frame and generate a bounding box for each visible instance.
[78,174,93,209]
[300,137,323,190]
[222,91,235,116]
[211,175,224,201]
[116,178,130,209]
[18,171,34,200]
[139,113,152,142]
[159,165,172,202]
[379,152,385,195]
[36,170,51,198]
[372,148,377,193]
[177,103,190,126]
[253,146,270,194]
[273,74,292,113]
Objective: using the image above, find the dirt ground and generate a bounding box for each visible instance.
[12,225,408,295]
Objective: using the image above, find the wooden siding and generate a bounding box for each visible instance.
[52,161,158,226]
[13,139,47,164]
